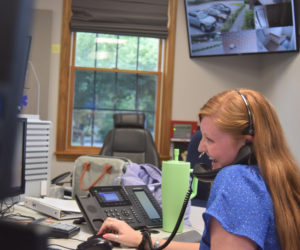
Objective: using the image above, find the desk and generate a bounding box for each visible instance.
[10,203,205,249]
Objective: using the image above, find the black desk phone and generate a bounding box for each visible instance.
[75,185,162,234]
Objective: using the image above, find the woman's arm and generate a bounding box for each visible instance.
[210,217,256,250]
[148,239,199,250]
[98,217,200,250]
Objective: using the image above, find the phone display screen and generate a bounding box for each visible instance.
[99,191,122,202]
[91,186,131,207]
[134,190,160,219]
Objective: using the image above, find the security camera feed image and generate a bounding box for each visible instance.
[184,0,298,57]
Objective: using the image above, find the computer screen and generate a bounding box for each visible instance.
[5,117,27,198]
[0,2,50,249]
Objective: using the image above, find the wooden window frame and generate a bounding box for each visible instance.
[55,0,177,162]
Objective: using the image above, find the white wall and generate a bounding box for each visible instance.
[260,53,300,162]
[33,0,73,179]
[32,0,300,180]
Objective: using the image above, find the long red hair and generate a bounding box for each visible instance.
[199,89,300,250]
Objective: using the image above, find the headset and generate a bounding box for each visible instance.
[193,90,255,182]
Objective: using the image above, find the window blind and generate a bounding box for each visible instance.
[70,0,168,39]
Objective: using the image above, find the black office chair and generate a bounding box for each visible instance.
[99,113,161,168]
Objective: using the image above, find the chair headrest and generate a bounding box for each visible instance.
[114,113,145,128]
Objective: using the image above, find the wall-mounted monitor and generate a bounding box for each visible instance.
[184,0,298,57]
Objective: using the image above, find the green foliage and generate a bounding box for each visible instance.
[95,34,117,68]
[118,36,138,70]
[138,37,159,71]
[75,33,96,67]
[192,43,222,53]
[243,9,254,30]
[75,32,158,71]
[221,3,245,33]
[187,0,210,5]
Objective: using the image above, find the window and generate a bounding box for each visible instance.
[55,0,177,161]
[71,33,161,147]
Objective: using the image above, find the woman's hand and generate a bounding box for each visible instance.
[97,217,142,247]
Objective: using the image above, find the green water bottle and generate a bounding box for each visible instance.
[161,149,198,232]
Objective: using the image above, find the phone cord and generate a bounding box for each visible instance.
[146,183,193,250]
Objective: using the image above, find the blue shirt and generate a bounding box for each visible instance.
[199,164,281,250]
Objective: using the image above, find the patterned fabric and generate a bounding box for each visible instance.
[199,164,281,250]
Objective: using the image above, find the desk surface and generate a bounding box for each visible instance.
[10,202,205,249]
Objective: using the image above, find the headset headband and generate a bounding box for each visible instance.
[235,90,254,136]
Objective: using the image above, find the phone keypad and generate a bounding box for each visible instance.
[130,207,141,223]
[103,207,139,225]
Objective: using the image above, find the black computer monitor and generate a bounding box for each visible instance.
[5,117,27,198]
[0,2,50,248]
[0,0,33,199]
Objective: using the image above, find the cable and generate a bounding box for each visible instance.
[145,183,193,249]
[27,60,41,115]
[0,199,18,217]
[4,213,35,223]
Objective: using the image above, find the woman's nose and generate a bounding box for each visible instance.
[198,139,205,153]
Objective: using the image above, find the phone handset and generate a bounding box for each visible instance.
[192,144,253,182]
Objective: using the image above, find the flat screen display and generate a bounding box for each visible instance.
[99,191,123,202]
[134,190,160,219]
[7,117,26,197]
[184,0,298,57]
